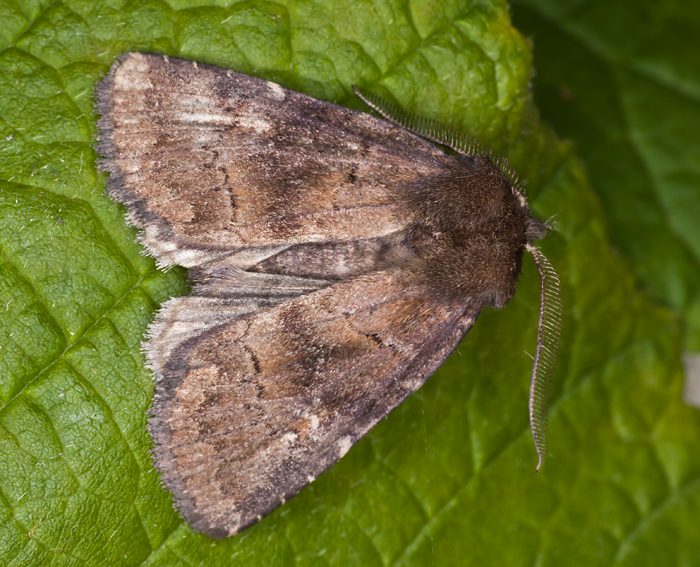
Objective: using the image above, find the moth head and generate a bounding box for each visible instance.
[525,217,549,243]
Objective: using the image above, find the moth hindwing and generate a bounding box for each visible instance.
[96,52,559,537]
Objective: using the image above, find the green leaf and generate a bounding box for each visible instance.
[512,0,700,351]
[0,1,698,565]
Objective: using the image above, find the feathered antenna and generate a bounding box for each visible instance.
[525,244,562,471]
[352,86,525,201]
[352,86,482,155]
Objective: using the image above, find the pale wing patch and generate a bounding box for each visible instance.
[111,53,152,90]
[235,115,271,133]
[266,80,286,101]
[176,111,236,125]
[336,436,353,458]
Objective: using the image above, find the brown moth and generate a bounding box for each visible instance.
[96,52,561,538]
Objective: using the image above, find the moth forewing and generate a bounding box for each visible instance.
[96,52,560,537]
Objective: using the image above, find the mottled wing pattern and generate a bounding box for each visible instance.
[151,268,480,537]
[96,52,451,271]
[96,52,486,538]
[146,270,331,381]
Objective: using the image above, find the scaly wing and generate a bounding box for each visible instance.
[96,52,452,273]
[149,268,482,537]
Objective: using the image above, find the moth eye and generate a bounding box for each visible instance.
[526,218,548,242]
[486,288,512,308]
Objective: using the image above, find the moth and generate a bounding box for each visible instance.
[96,52,561,538]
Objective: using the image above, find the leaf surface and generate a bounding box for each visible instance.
[0,1,698,565]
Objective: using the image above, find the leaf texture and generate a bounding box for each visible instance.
[0,1,698,565]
